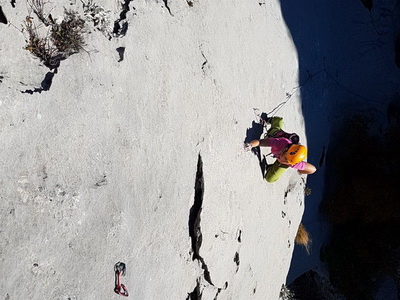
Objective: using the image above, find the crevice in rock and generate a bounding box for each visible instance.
[234,252,240,273]
[116,47,125,62]
[113,0,134,37]
[201,51,208,73]
[213,289,221,300]
[199,257,213,286]
[189,154,204,260]
[252,283,257,295]
[237,229,242,243]
[319,145,326,167]
[284,188,290,198]
[0,6,8,24]
[188,154,214,286]
[21,70,56,94]
[213,282,228,300]
[186,279,202,300]
[162,0,173,16]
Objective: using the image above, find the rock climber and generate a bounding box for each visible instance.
[245,116,316,183]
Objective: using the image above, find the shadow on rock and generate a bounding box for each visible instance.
[21,70,56,94]
[244,119,270,177]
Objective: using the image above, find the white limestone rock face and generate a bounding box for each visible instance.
[0,0,305,299]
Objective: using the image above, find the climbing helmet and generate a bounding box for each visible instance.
[284,144,307,165]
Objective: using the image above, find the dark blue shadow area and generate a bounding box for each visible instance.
[279,0,400,284]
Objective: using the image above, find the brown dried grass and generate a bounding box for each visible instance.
[295,223,311,254]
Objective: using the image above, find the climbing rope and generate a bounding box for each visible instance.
[254,61,387,124]
[260,68,326,119]
[114,262,129,297]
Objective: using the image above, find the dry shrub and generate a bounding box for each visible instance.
[28,0,51,25]
[50,10,85,55]
[82,0,112,39]
[24,17,57,66]
[295,223,311,254]
[24,1,85,69]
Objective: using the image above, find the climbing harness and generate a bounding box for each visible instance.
[114,262,129,297]
[253,108,300,143]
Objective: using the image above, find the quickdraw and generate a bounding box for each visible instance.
[114,262,129,297]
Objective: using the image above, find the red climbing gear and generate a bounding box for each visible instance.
[114,262,129,297]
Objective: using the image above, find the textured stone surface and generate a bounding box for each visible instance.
[0,1,305,299]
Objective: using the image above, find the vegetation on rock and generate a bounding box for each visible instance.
[24,1,86,69]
